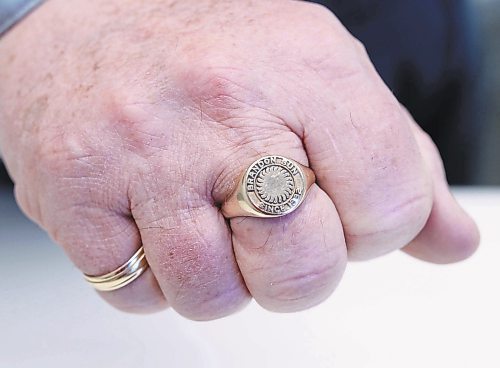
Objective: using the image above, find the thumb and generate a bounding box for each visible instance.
[403,119,480,263]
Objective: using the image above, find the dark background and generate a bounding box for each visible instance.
[312,0,499,185]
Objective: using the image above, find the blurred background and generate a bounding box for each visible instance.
[0,0,499,186]
[312,0,499,185]
[476,0,500,184]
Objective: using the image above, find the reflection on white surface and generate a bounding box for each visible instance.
[1,188,499,368]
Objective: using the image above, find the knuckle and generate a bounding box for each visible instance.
[35,129,93,178]
[175,59,264,125]
[171,56,308,204]
[352,36,369,57]
[101,89,174,158]
[32,126,128,213]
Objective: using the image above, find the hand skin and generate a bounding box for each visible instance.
[0,0,479,320]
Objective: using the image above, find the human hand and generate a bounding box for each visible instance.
[0,0,479,320]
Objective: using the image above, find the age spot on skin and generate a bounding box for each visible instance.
[21,94,49,134]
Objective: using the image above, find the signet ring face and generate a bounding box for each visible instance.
[222,155,315,219]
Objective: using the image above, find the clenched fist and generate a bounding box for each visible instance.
[0,0,479,320]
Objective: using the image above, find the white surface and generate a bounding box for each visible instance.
[0,188,499,368]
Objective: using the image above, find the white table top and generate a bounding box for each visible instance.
[1,187,499,368]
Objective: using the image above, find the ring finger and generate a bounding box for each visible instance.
[216,147,347,312]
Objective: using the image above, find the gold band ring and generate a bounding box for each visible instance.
[221,155,315,218]
[83,246,149,291]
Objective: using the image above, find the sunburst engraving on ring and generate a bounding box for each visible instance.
[244,155,306,216]
[255,166,295,204]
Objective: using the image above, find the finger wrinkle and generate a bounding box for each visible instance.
[267,264,338,300]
